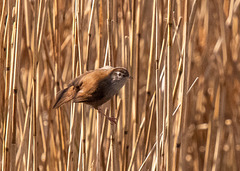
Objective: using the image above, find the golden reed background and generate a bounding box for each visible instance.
[0,0,240,170]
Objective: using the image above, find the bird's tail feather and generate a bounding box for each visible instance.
[53,86,75,108]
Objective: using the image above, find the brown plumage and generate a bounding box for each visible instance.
[53,66,131,124]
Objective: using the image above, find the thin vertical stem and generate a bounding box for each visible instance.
[32,0,38,170]
[166,0,173,170]
[134,0,141,166]
[179,0,190,170]
[130,0,137,169]
[85,0,95,70]
[2,0,13,170]
[67,2,77,169]
[11,0,23,170]
[155,1,160,170]
[143,0,155,159]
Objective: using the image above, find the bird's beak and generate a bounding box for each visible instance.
[128,76,133,79]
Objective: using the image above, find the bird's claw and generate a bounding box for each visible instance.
[98,108,118,124]
[108,117,118,125]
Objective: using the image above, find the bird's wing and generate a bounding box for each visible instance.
[72,69,111,104]
[53,72,90,108]
[52,86,76,108]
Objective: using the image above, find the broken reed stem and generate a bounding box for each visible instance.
[144,93,156,156]
[139,141,157,171]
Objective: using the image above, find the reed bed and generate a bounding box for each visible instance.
[1,0,240,170]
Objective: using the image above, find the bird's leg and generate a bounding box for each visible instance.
[97,107,117,124]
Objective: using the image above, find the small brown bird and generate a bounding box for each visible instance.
[53,66,131,124]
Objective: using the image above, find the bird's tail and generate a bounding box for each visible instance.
[53,86,75,108]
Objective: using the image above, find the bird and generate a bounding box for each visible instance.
[53,66,131,124]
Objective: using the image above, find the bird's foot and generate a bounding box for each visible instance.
[98,108,118,125]
[106,117,117,125]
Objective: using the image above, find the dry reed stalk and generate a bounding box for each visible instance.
[0,0,6,34]
[95,1,106,167]
[32,0,39,170]
[86,108,94,169]
[66,2,78,167]
[11,0,23,170]
[123,3,133,169]
[66,102,76,171]
[106,143,111,171]
[95,0,103,69]
[80,31,86,171]
[77,122,83,170]
[15,87,31,169]
[119,2,128,170]
[139,141,157,171]
[100,110,107,147]
[0,1,6,137]
[144,93,155,157]
[127,118,145,171]
[37,0,48,52]
[166,0,173,170]
[173,1,198,170]
[110,100,117,171]
[122,39,130,171]
[172,0,197,103]
[143,0,155,159]
[155,1,161,170]
[2,0,14,170]
[172,18,183,102]
[96,104,103,171]
[176,0,191,170]
[6,13,17,171]
[212,1,228,170]
[85,0,95,70]
[130,0,136,169]
[75,0,86,170]
[119,0,126,153]
[133,0,141,167]
[1,0,239,170]
[106,0,118,170]
[27,106,32,171]
[212,86,225,171]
